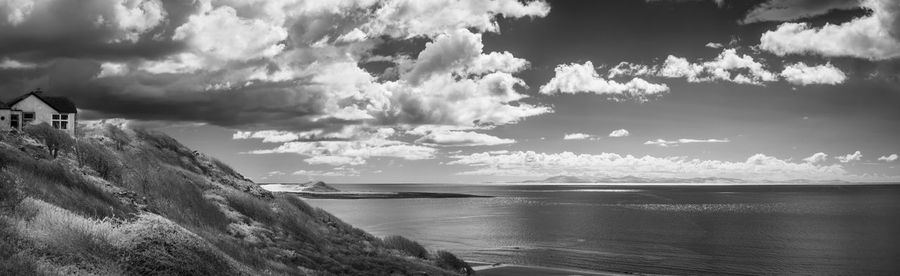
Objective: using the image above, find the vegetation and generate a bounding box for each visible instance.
[434,251,474,275]
[383,235,430,259]
[24,123,74,158]
[0,124,468,275]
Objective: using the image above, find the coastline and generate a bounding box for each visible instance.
[468,261,631,276]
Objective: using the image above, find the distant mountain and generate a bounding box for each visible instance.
[521,175,747,184]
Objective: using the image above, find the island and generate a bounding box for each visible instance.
[260,181,493,199]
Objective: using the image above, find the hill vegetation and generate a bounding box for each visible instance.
[0,122,470,275]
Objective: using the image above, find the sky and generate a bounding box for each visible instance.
[1,0,899,183]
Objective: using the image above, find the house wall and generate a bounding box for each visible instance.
[0,109,10,131]
[10,95,76,135]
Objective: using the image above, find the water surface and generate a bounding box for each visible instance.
[306,184,900,275]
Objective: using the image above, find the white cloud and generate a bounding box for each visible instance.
[540,61,669,99]
[607,62,652,78]
[656,49,777,84]
[563,133,594,140]
[836,151,863,163]
[644,138,730,147]
[233,130,300,143]
[0,58,37,69]
[803,152,829,164]
[362,0,550,38]
[878,154,898,162]
[403,28,483,84]
[780,62,847,86]
[705,42,724,48]
[96,62,129,78]
[172,5,287,64]
[448,151,851,181]
[414,129,515,146]
[608,129,630,137]
[759,0,900,60]
[468,51,530,75]
[113,0,166,42]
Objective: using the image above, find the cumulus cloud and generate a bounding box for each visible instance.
[742,0,862,24]
[0,0,553,155]
[644,138,730,147]
[759,0,900,60]
[540,61,669,99]
[608,129,630,137]
[836,151,863,163]
[448,151,851,181]
[413,128,515,146]
[613,48,849,86]
[780,62,847,85]
[563,133,594,140]
[803,152,829,163]
[878,154,898,162]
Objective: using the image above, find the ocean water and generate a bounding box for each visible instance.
[305,184,900,275]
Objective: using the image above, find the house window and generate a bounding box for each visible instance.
[52,114,69,130]
[23,112,34,124]
[10,114,19,129]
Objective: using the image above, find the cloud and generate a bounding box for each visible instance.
[803,152,829,163]
[614,48,849,86]
[878,154,898,162]
[292,167,360,177]
[540,61,669,99]
[836,151,863,163]
[608,129,630,137]
[0,1,555,146]
[448,151,852,181]
[780,62,847,85]
[759,0,900,60]
[644,138,730,147]
[362,0,550,38]
[414,129,515,146]
[742,0,862,24]
[705,42,724,48]
[563,133,594,140]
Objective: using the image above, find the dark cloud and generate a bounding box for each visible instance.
[742,0,862,24]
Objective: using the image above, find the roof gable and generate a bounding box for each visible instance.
[8,91,77,113]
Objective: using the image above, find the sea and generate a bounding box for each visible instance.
[305,183,900,275]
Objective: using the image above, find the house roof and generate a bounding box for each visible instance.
[8,90,78,113]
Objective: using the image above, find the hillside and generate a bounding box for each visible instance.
[0,122,470,275]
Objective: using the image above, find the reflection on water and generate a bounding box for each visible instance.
[306,184,900,275]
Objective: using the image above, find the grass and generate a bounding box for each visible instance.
[1,144,131,220]
[121,159,229,231]
[383,235,430,259]
[0,125,469,276]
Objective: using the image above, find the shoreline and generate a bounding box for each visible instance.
[467,261,633,276]
[281,191,493,199]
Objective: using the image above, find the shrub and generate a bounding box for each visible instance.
[224,190,276,225]
[122,158,228,231]
[75,139,122,181]
[434,250,473,275]
[105,124,131,150]
[0,173,22,212]
[383,235,429,259]
[24,123,74,158]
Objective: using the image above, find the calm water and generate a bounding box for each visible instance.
[306,184,900,275]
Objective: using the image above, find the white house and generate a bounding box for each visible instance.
[1,89,77,135]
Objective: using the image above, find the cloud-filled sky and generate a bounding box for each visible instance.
[1,0,899,183]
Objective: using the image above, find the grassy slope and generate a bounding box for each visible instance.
[0,123,466,276]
